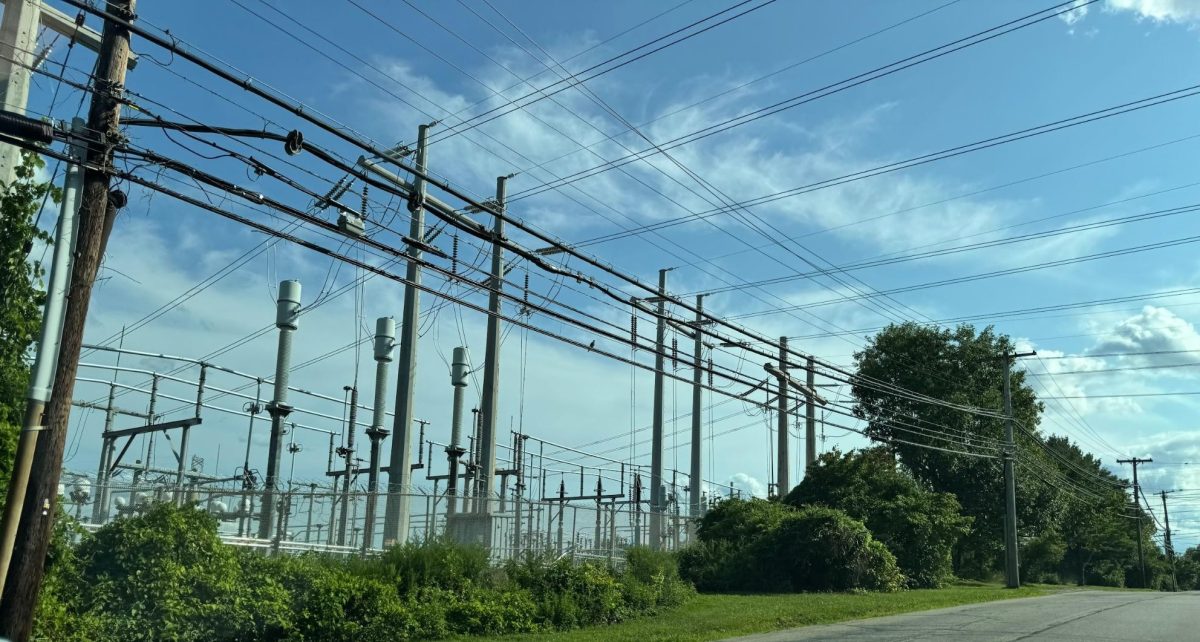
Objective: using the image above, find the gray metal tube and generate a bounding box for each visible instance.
[384,124,429,546]
[805,356,816,470]
[337,386,359,546]
[258,280,300,540]
[363,317,394,554]
[777,337,789,496]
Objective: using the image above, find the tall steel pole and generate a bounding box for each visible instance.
[649,268,668,550]
[477,175,507,526]
[362,317,394,554]
[257,280,301,540]
[0,118,83,593]
[689,294,705,520]
[805,356,816,471]
[384,123,429,546]
[446,347,469,518]
[1001,349,1035,588]
[337,385,359,546]
[776,337,789,496]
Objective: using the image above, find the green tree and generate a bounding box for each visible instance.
[0,152,60,504]
[851,322,1061,577]
[784,448,971,587]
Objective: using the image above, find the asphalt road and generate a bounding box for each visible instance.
[723,590,1199,641]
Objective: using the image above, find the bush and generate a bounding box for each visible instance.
[370,536,490,595]
[680,498,903,593]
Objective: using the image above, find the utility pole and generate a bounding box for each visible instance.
[689,294,705,520]
[258,280,301,541]
[648,268,669,551]
[337,385,359,546]
[361,317,394,554]
[0,0,40,186]
[384,123,430,546]
[1117,456,1152,588]
[776,337,789,496]
[0,2,133,634]
[1000,349,1036,589]
[446,347,469,519]
[0,118,83,596]
[805,356,816,470]
[1160,490,1177,592]
[477,175,508,527]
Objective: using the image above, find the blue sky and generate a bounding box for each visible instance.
[21,0,1200,547]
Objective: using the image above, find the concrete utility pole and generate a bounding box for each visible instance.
[689,294,705,519]
[1117,456,1152,588]
[805,356,816,470]
[362,317,394,554]
[776,337,789,496]
[648,268,669,550]
[1160,490,1177,591]
[0,2,133,634]
[258,280,301,540]
[446,347,469,518]
[384,123,430,546]
[477,175,508,524]
[0,118,82,595]
[0,0,40,186]
[1000,349,1035,589]
[337,385,359,546]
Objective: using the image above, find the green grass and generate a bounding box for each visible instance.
[467,584,1048,642]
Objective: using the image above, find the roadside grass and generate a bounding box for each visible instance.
[464,584,1048,642]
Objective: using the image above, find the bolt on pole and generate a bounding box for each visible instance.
[258,280,301,540]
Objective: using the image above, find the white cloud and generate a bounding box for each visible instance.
[1108,0,1200,24]
[1060,0,1093,26]
[729,472,768,498]
[1091,305,1200,361]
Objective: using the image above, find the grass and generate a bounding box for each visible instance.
[468,584,1049,642]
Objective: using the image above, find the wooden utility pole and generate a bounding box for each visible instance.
[1160,490,1177,592]
[1000,349,1036,589]
[0,2,132,637]
[1117,456,1152,588]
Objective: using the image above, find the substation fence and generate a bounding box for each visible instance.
[60,475,697,562]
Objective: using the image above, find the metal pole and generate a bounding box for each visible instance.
[649,268,668,550]
[447,347,469,519]
[776,336,789,496]
[1002,353,1019,589]
[91,382,117,523]
[689,294,704,520]
[258,280,301,540]
[337,385,359,546]
[0,118,84,592]
[478,176,507,528]
[384,123,430,546]
[362,317,394,554]
[805,357,817,472]
[176,364,204,503]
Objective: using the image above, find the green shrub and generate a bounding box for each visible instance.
[372,536,490,595]
[680,499,903,593]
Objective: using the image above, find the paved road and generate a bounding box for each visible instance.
[723,590,1199,641]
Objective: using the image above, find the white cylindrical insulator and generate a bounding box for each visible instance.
[73,478,91,499]
[276,280,302,330]
[374,317,396,362]
[451,346,470,387]
[208,500,228,514]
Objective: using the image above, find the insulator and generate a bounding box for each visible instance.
[523,272,530,304]
[360,184,368,218]
[451,234,459,278]
[708,357,713,386]
[631,313,638,347]
[671,337,678,369]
